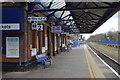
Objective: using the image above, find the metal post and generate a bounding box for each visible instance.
[0,5,2,79]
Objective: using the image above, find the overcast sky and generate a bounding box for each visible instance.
[82,11,119,40]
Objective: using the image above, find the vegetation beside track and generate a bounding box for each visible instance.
[89,42,118,56]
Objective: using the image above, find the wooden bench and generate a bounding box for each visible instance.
[36,54,52,69]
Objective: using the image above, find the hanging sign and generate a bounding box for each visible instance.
[32,24,43,31]
[51,26,61,33]
[32,21,42,24]
[28,17,47,21]
[0,23,20,30]
[6,37,19,58]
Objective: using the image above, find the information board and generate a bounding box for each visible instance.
[45,37,48,50]
[6,37,19,58]
[31,48,37,56]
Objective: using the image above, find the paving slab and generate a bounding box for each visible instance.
[3,45,90,78]
[2,44,118,79]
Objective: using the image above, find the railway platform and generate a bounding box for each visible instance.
[2,44,118,79]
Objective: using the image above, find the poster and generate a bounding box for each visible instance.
[6,37,19,58]
[31,48,37,56]
[45,37,48,50]
[42,47,46,53]
[59,37,61,47]
[54,36,57,51]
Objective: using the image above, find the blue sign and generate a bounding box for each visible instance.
[1,8,24,32]
[51,26,61,33]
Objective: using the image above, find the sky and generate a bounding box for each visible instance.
[82,11,119,40]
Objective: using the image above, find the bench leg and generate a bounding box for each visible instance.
[43,62,46,69]
[50,61,52,65]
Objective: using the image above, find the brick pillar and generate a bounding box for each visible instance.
[32,30,37,48]
[38,31,42,54]
[48,25,53,58]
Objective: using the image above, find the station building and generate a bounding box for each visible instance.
[1,1,119,72]
[1,2,68,71]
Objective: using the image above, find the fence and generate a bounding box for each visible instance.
[73,41,84,47]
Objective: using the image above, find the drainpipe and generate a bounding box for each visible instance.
[25,3,29,71]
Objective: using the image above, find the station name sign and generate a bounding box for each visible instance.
[0,23,20,30]
[51,26,61,33]
[28,17,47,21]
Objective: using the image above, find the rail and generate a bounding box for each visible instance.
[88,43,120,76]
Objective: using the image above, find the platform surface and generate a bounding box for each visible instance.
[2,44,118,78]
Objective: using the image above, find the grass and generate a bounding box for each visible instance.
[90,42,118,56]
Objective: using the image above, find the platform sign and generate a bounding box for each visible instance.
[6,37,19,58]
[51,26,61,33]
[0,23,20,30]
[28,17,47,21]
[32,24,43,31]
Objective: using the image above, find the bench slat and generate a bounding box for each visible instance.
[36,54,52,69]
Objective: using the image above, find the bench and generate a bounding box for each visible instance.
[36,54,52,69]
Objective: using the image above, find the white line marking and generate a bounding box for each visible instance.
[89,45,119,65]
[87,45,120,78]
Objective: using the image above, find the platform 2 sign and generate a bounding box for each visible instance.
[6,37,19,58]
[32,24,43,31]
[51,26,61,33]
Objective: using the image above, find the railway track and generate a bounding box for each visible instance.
[87,44,120,77]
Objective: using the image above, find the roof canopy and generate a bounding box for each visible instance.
[28,1,120,34]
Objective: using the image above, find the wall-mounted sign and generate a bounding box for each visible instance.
[59,37,62,47]
[62,44,65,47]
[0,23,20,30]
[45,37,48,50]
[28,17,47,21]
[2,8,24,32]
[54,36,57,51]
[32,24,43,31]
[51,26,61,33]
[31,48,37,56]
[42,47,46,53]
[6,37,19,58]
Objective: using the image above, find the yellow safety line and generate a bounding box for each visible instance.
[84,45,94,80]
